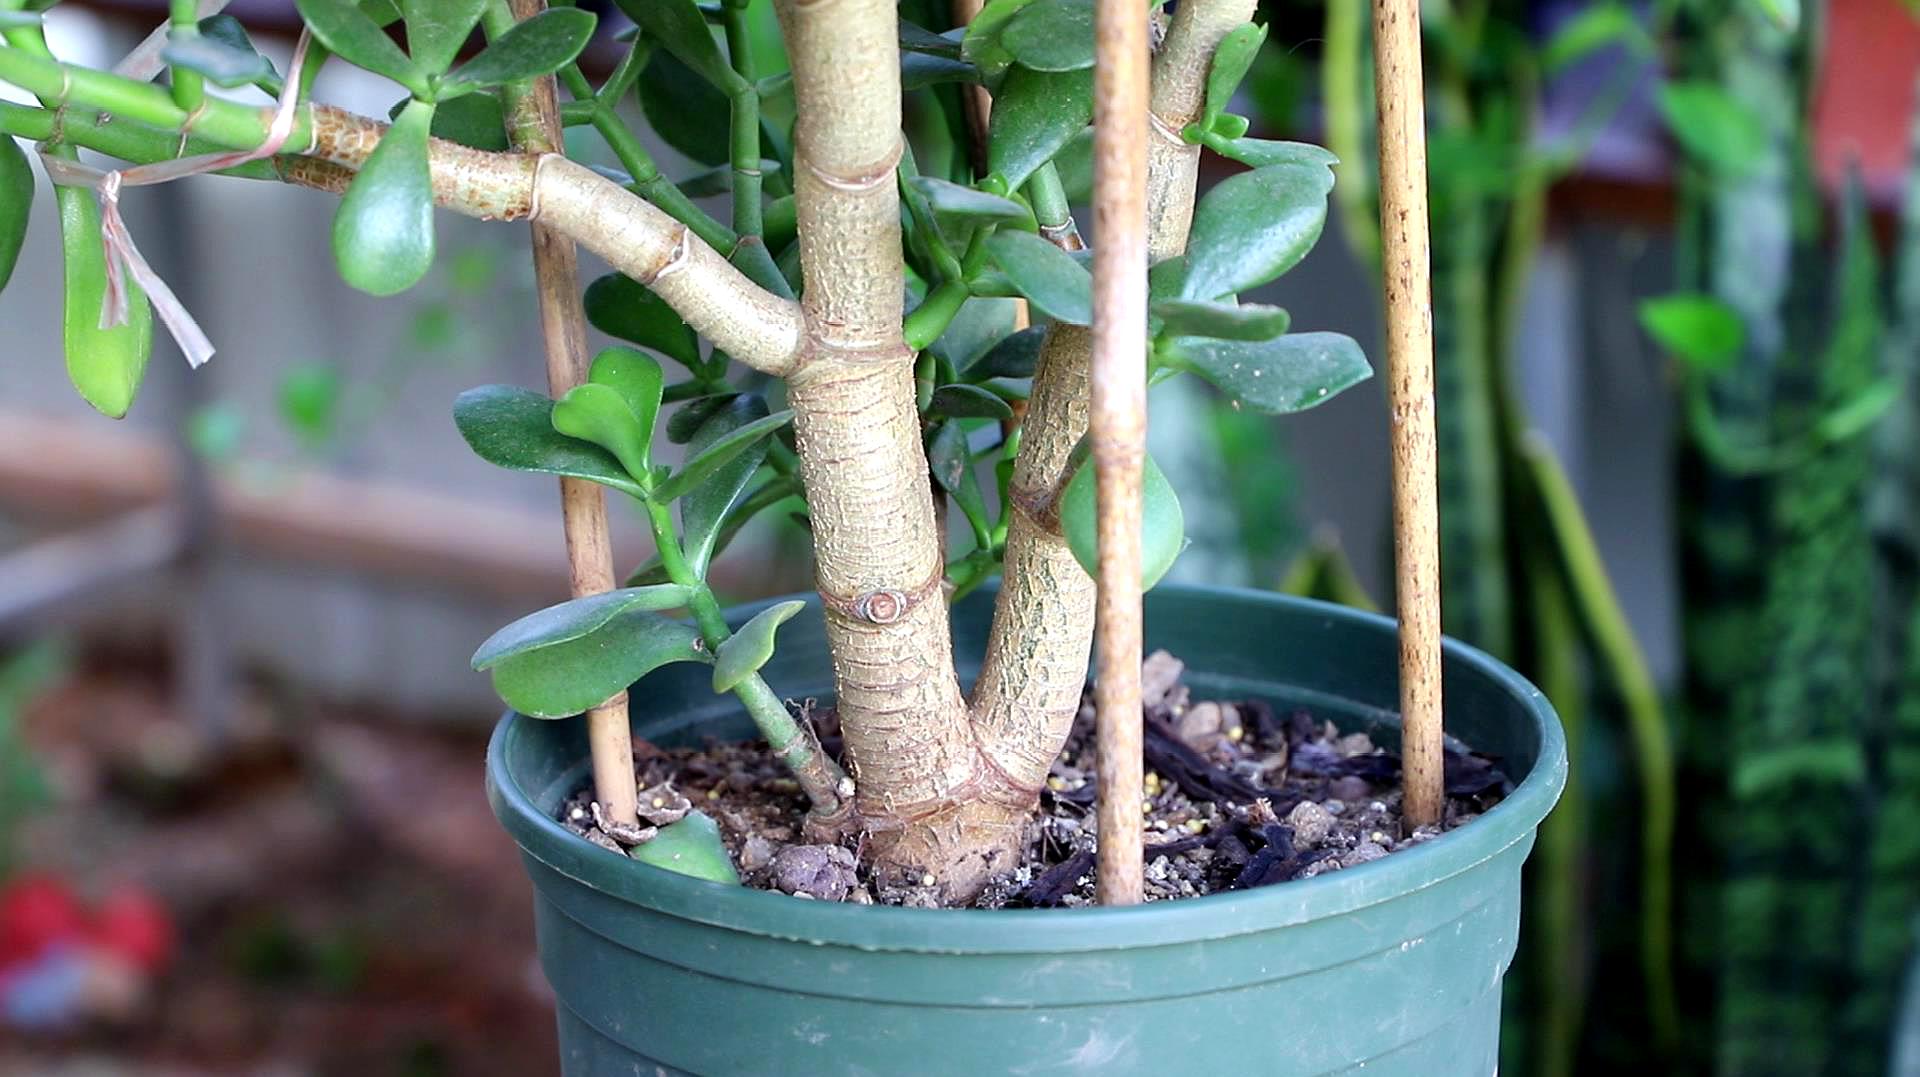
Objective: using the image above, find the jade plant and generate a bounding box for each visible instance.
[0,0,1368,900]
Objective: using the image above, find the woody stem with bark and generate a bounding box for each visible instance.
[970,0,1258,797]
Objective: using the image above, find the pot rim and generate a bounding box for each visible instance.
[487,585,1567,955]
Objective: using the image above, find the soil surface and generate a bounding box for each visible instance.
[560,651,1511,908]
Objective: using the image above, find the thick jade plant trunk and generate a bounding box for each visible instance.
[489,587,1567,1076]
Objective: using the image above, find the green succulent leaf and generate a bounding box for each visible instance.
[489,609,707,719]
[900,20,964,57]
[903,51,980,88]
[964,325,1048,379]
[616,0,741,91]
[582,273,704,371]
[1541,1,1651,73]
[1203,22,1266,119]
[712,600,805,693]
[0,135,31,295]
[417,91,509,150]
[332,96,435,296]
[589,347,666,444]
[1181,161,1332,300]
[1657,81,1767,176]
[552,383,653,484]
[653,410,794,502]
[453,384,648,498]
[472,585,697,670]
[441,7,596,96]
[163,26,279,89]
[987,65,1093,191]
[1159,332,1371,413]
[960,0,1040,85]
[1001,0,1094,72]
[400,0,486,74]
[1204,137,1338,170]
[929,384,1016,421]
[680,395,775,577]
[666,393,741,444]
[630,811,739,883]
[57,186,153,419]
[296,0,427,94]
[908,176,1030,226]
[986,230,1092,325]
[1059,451,1186,590]
[639,49,732,165]
[1150,299,1290,341]
[1638,293,1745,372]
[928,421,992,546]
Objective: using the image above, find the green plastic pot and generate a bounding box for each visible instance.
[488,586,1566,1076]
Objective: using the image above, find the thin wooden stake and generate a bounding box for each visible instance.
[1091,0,1151,906]
[1371,0,1445,829]
[504,0,639,828]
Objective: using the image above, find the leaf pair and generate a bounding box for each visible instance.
[471,585,705,718]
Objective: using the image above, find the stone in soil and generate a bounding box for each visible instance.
[558,649,1511,909]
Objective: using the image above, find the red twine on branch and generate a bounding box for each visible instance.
[38,32,310,369]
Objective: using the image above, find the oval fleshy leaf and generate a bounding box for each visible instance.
[908,176,1030,226]
[630,811,739,883]
[491,609,707,719]
[332,97,435,296]
[551,383,652,484]
[1637,293,1744,372]
[712,599,806,693]
[472,585,696,670]
[986,65,1093,191]
[928,421,991,545]
[1058,451,1186,590]
[1205,138,1338,170]
[400,0,487,74]
[162,28,278,89]
[652,410,794,502]
[583,273,703,370]
[638,49,731,165]
[929,384,1015,421]
[57,185,153,419]
[986,230,1092,325]
[1203,22,1266,118]
[1181,162,1332,300]
[1001,0,1093,72]
[0,135,31,294]
[615,0,740,90]
[679,395,774,577]
[441,7,596,96]
[1160,332,1371,414]
[1150,299,1290,342]
[589,347,666,448]
[965,325,1047,379]
[454,384,647,498]
[296,0,427,94]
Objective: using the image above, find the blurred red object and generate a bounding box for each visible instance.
[0,875,88,969]
[90,887,174,973]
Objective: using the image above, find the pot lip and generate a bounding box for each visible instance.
[488,585,1567,954]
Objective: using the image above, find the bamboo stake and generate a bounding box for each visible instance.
[503,0,639,828]
[1091,0,1151,906]
[1372,0,1445,829]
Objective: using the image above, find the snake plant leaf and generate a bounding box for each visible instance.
[986,230,1093,325]
[399,0,486,74]
[965,325,1047,379]
[454,384,648,499]
[987,65,1093,191]
[1159,332,1371,414]
[1638,293,1745,372]
[1203,22,1266,120]
[1058,450,1186,589]
[490,609,707,719]
[909,176,1030,226]
[589,347,666,449]
[332,97,435,296]
[163,25,279,89]
[551,383,653,485]
[1181,162,1332,301]
[1001,0,1093,72]
[440,7,596,96]
[652,410,794,502]
[630,810,739,883]
[57,185,153,419]
[712,600,806,693]
[615,0,740,91]
[1150,299,1291,342]
[296,0,427,95]
[929,384,1016,421]
[680,395,774,577]
[0,135,31,294]
[1204,137,1338,171]
[582,273,704,371]
[472,585,697,670]
[1656,82,1766,177]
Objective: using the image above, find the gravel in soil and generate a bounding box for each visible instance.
[560,650,1511,908]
